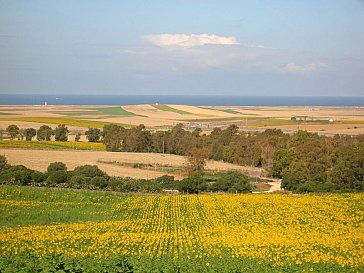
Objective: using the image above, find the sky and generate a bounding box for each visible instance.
[0,0,363,96]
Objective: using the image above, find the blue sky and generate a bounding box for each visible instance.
[0,0,363,96]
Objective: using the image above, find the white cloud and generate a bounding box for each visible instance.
[143,33,239,47]
[280,62,327,74]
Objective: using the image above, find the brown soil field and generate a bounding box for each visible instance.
[0,149,263,180]
[0,105,363,135]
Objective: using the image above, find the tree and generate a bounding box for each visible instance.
[85,128,101,142]
[328,143,364,191]
[37,125,53,141]
[24,128,37,141]
[47,162,67,173]
[102,124,126,151]
[166,124,191,155]
[54,124,69,141]
[123,124,152,152]
[186,147,209,176]
[272,148,296,178]
[6,125,19,140]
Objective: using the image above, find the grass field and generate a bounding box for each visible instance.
[150,104,191,115]
[96,107,144,117]
[0,186,363,272]
[0,140,104,151]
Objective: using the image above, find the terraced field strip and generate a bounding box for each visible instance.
[0,140,104,151]
[0,117,130,128]
[96,107,146,117]
[150,104,192,115]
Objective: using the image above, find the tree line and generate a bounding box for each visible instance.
[101,123,364,192]
[3,123,364,192]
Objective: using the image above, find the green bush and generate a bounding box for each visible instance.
[68,175,89,189]
[46,170,69,185]
[73,165,107,178]
[209,171,252,193]
[90,176,108,189]
[0,165,38,186]
[47,162,67,173]
[177,175,206,193]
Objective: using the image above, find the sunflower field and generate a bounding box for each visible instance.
[0,186,363,272]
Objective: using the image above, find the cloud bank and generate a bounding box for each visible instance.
[143,34,239,47]
[280,62,327,74]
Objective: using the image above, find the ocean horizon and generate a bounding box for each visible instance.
[0,94,364,107]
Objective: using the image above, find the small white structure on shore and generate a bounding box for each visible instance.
[44,101,48,106]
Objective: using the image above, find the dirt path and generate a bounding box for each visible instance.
[266,179,282,192]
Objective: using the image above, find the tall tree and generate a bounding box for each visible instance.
[102,124,126,151]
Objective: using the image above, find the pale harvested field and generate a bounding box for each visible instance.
[168,104,236,117]
[0,149,262,180]
[263,123,364,136]
[1,105,363,135]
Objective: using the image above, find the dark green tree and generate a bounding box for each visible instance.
[85,128,101,142]
[272,148,296,178]
[6,124,19,140]
[24,128,37,141]
[54,124,69,141]
[37,125,53,141]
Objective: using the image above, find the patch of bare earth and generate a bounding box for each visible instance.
[0,149,264,180]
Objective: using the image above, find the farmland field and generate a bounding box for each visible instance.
[1,105,364,135]
[0,140,104,151]
[0,148,263,179]
[0,186,363,272]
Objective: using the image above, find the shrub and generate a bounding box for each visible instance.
[68,175,89,189]
[0,165,34,185]
[46,170,69,185]
[90,176,108,189]
[209,171,252,193]
[73,165,107,178]
[47,162,67,173]
[177,175,206,193]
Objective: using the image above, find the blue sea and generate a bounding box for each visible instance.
[0,94,364,107]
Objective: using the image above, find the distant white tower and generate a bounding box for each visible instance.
[44,101,48,106]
